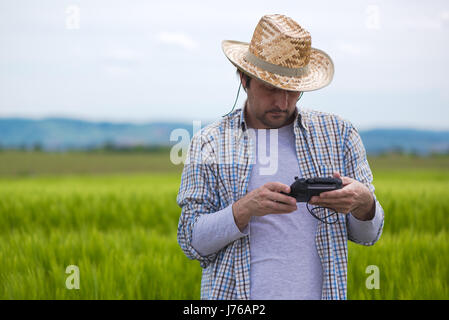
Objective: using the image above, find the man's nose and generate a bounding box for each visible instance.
[273,90,289,110]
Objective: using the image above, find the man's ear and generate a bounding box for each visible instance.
[239,73,247,92]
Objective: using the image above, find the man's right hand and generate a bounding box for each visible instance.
[232,182,298,232]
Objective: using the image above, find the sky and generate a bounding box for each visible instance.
[0,0,448,130]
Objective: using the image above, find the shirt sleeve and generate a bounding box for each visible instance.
[346,198,384,244]
[176,131,220,268]
[343,123,385,246]
[191,203,249,256]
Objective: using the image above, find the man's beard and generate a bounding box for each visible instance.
[258,110,291,129]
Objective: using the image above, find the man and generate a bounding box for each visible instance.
[177,14,384,300]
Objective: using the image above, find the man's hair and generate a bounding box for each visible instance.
[236,69,251,89]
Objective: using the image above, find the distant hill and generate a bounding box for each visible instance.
[0,117,448,155]
[0,117,194,151]
[360,129,449,155]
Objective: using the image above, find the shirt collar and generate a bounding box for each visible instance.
[239,104,247,132]
[239,101,308,132]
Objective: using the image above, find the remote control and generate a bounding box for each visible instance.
[281,176,343,202]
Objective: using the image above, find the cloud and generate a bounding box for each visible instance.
[106,48,144,62]
[394,13,447,31]
[100,47,144,75]
[103,65,134,77]
[337,42,363,56]
[441,10,449,21]
[156,32,198,50]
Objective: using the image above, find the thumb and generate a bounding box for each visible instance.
[266,181,290,194]
[334,171,353,186]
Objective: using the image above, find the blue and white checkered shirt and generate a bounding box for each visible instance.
[177,104,384,300]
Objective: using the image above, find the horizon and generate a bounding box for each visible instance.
[1,115,449,133]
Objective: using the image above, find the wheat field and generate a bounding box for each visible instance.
[0,152,448,299]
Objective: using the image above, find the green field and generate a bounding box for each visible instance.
[0,151,448,299]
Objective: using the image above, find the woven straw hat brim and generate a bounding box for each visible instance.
[222,40,334,92]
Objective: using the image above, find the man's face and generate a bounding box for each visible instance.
[242,75,301,129]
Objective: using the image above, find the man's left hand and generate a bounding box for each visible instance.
[309,172,376,221]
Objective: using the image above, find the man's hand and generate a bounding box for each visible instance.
[309,172,376,221]
[232,182,297,232]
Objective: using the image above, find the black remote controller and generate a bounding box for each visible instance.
[281,176,343,202]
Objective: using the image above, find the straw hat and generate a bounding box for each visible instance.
[222,14,334,92]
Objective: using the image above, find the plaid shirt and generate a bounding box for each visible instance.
[177,104,384,300]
